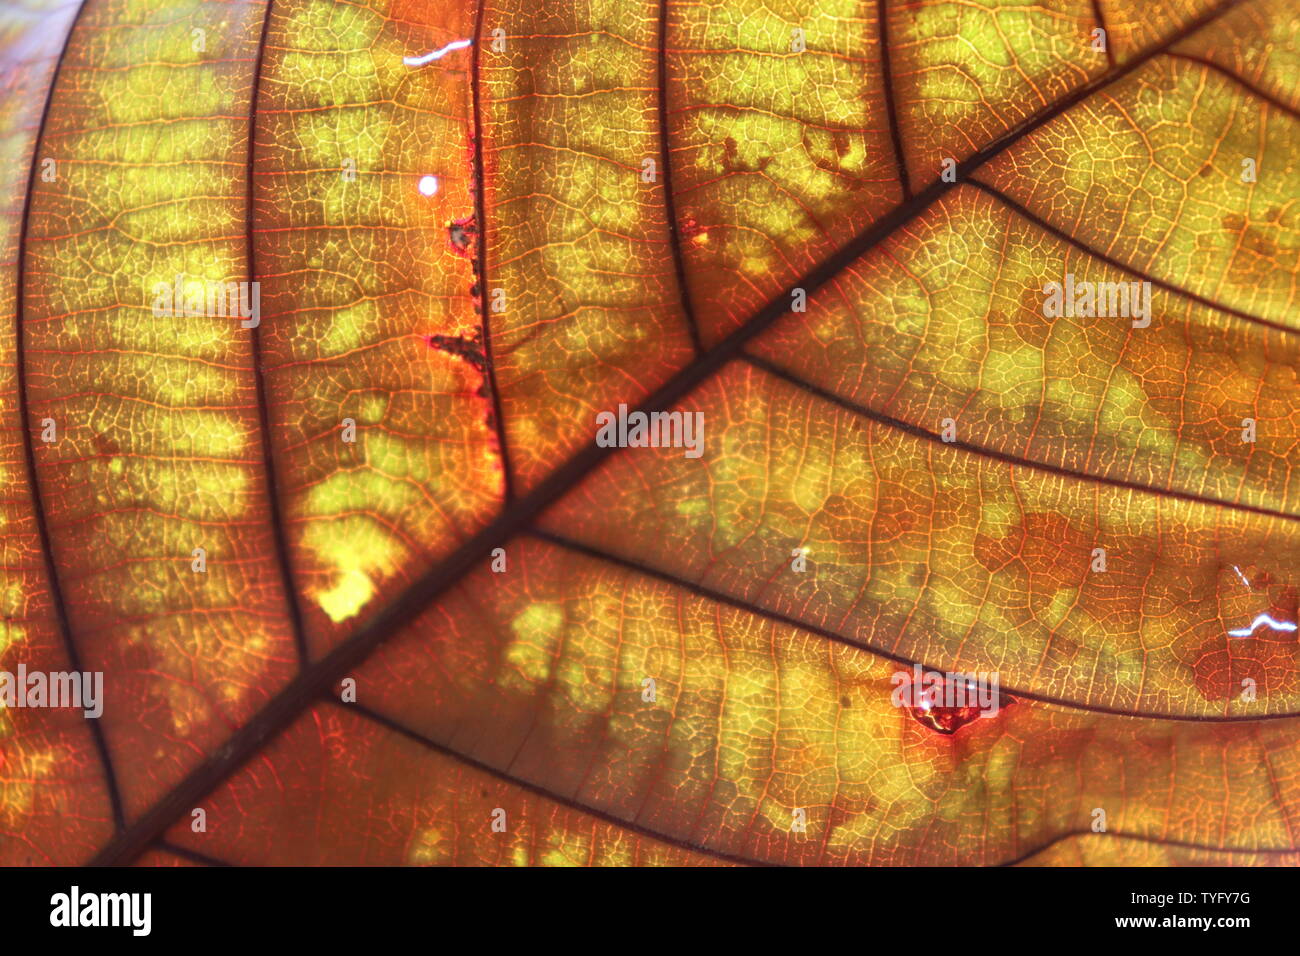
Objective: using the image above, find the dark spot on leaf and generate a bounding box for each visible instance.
[902,668,1015,735]
[720,134,770,174]
[448,215,478,259]
[1245,231,1277,256]
[426,333,487,374]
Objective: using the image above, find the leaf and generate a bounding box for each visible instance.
[0,0,1297,866]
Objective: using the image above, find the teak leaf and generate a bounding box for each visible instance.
[0,0,1297,866]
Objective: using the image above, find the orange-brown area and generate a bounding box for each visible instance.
[1190,565,1300,701]
[1191,631,1300,701]
[973,512,1097,624]
[974,512,1093,585]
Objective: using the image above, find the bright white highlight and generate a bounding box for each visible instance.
[403,39,472,66]
[1233,565,1251,587]
[418,175,439,196]
[1228,613,1299,638]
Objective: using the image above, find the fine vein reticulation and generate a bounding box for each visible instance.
[9,0,1295,865]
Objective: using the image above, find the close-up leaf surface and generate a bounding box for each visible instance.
[0,0,1297,867]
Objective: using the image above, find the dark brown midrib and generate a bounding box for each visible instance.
[88,0,1249,866]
